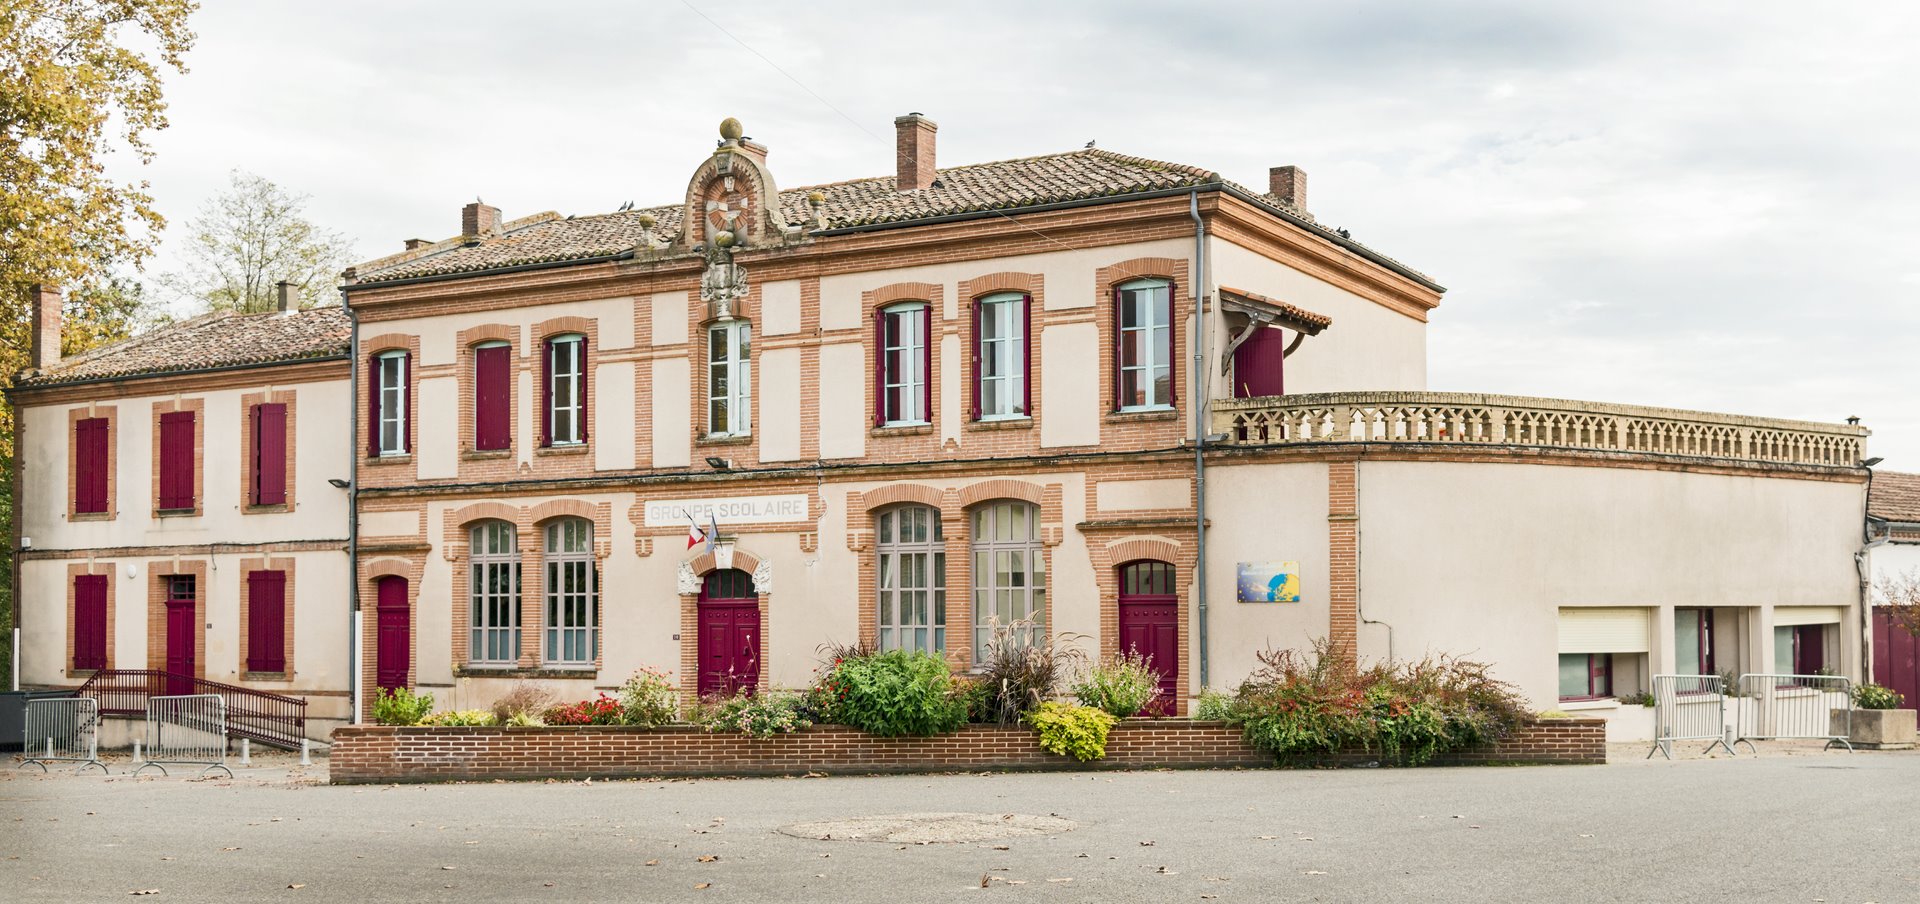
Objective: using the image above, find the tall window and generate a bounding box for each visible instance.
[877,302,930,425]
[544,335,586,446]
[157,410,195,511]
[544,518,598,666]
[708,321,751,437]
[246,569,287,673]
[373,350,409,455]
[1115,279,1174,410]
[1674,608,1715,676]
[73,574,108,671]
[971,500,1045,660]
[1558,653,1612,701]
[73,416,109,514]
[250,402,288,506]
[876,505,946,653]
[473,341,512,451]
[1774,624,1826,677]
[973,293,1028,420]
[468,521,521,666]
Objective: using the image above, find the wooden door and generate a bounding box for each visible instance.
[1118,561,1179,715]
[1873,608,1919,711]
[1232,326,1287,398]
[375,576,411,692]
[698,569,760,698]
[164,596,196,696]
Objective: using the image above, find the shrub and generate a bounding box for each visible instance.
[503,710,546,728]
[1233,638,1528,765]
[815,649,967,737]
[1072,651,1163,718]
[544,694,624,726]
[1855,683,1905,710]
[617,667,679,726]
[1617,690,1656,707]
[1193,689,1242,723]
[420,709,496,726]
[695,691,812,739]
[372,687,434,726]
[1024,701,1118,762]
[975,618,1089,725]
[489,681,555,725]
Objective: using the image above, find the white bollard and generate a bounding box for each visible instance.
[132,739,142,763]
[45,738,54,759]
[240,738,251,767]
[300,738,311,767]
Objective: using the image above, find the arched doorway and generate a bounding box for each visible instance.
[1117,560,1178,715]
[375,575,411,692]
[697,569,760,697]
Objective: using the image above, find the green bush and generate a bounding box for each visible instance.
[1233,638,1528,765]
[419,709,496,726]
[1025,701,1118,762]
[816,650,967,737]
[1855,683,1905,710]
[618,667,679,726]
[372,687,434,726]
[1072,651,1163,718]
[695,691,812,739]
[503,710,546,727]
[1193,689,1242,723]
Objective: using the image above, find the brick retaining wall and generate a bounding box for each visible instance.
[328,718,1604,784]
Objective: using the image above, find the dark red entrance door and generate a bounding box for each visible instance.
[1117,561,1179,715]
[164,575,196,696]
[698,569,760,698]
[375,576,411,692]
[1873,608,1919,711]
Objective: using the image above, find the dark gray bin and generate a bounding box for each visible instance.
[0,690,78,751]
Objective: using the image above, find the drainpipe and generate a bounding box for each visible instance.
[1857,461,1887,685]
[346,299,362,724]
[1189,190,1211,691]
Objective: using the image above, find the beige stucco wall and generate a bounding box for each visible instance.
[1198,461,1333,688]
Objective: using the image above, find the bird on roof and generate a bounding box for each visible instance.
[618,201,633,212]
[1085,139,1096,148]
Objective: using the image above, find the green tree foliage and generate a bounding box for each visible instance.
[158,170,355,313]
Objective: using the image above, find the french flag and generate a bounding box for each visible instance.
[686,516,706,550]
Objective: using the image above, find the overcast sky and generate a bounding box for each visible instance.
[116,1,1919,466]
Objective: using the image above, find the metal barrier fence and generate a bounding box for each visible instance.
[76,669,308,751]
[1649,674,1738,760]
[1733,674,1854,752]
[18,698,107,774]
[134,694,233,778]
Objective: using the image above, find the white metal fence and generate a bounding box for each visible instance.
[18,698,107,774]
[133,694,233,778]
[1649,674,1738,760]
[1733,674,1853,752]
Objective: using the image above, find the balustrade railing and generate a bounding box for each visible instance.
[1211,392,1866,467]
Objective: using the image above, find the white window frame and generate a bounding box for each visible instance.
[543,518,598,667]
[468,520,521,666]
[376,350,407,455]
[548,334,584,446]
[707,321,752,437]
[876,505,946,654]
[881,302,929,425]
[978,293,1025,419]
[970,500,1045,661]
[1117,279,1173,411]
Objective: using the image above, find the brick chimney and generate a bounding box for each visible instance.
[403,238,432,251]
[276,280,300,313]
[29,283,62,370]
[462,201,501,240]
[1269,166,1307,211]
[894,113,938,192]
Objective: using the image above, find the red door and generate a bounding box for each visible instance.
[375,576,411,692]
[697,569,760,698]
[1874,608,1919,711]
[164,576,196,696]
[1232,326,1287,398]
[1117,561,1179,715]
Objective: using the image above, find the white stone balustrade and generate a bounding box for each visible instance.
[1211,392,1868,467]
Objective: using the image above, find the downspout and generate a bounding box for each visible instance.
[1858,463,1886,685]
[1189,190,1211,691]
[345,298,362,724]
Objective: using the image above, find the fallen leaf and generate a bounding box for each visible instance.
[992,845,1009,851]
[131,892,160,897]
[1156,867,1178,875]
[544,883,554,887]
[221,847,241,852]
[1469,825,1482,830]
[288,884,306,889]
[1048,878,1073,883]
[694,883,710,890]
[159,857,172,861]
[1578,833,1594,838]
[697,855,719,863]
[441,866,457,871]
[1302,870,1327,876]
[1139,840,1156,847]
[980,874,991,888]
[1257,835,1277,840]
[645,860,659,867]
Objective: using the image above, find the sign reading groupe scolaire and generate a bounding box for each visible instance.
[643,494,810,527]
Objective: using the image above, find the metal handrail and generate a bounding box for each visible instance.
[73,669,307,751]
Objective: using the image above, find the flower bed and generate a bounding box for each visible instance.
[327,718,1605,784]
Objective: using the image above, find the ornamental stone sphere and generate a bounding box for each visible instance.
[806,190,826,205]
[714,230,737,247]
[719,117,744,141]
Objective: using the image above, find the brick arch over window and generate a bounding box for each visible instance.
[864,282,943,311]
[1080,529,1197,715]
[858,484,946,513]
[363,558,415,580]
[677,545,772,703]
[357,554,425,721]
[1107,538,1183,567]
[684,546,764,579]
[451,501,521,528]
[534,315,597,342]
[960,272,1041,300]
[959,478,1045,509]
[528,499,597,527]
[958,272,1044,425]
[457,323,516,348]
[458,324,520,458]
[362,333,415,355]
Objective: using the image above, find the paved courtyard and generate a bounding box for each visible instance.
[2,746,1916,903]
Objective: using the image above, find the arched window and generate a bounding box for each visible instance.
[468,520,521,666]
[1114,278,1174,410]
[704,568,755,599]
[876,301,930,425]
[970,500,1045,659]
[876,505,945,653]
[543,518,597,666]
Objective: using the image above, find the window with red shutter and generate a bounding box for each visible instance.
[158,410,195,511]
[73,574,108,671]
[74,417,109,514]
[1115,280,1174,410]
[251,403,288,506]
[878,303,930,425]
[975,293,1027,419]
[473,343,511,451]
[247,570,287,673]
[1231,326,1287,398]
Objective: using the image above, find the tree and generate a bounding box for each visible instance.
[0,0,195,682]
[159,170,356,313]
[1880,570,1920,638]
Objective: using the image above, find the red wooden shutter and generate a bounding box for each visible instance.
[247,570,287,673]
[919,304,932,423]
[1232,327,1287,398]
[1165,283,1177,406]
[473,345,510,450]
[576,339,589,442]
[159,411,194,510]
[75,417,108,514]
[253,403,288,505]
[969,299,982,422]
[872,309,886,427]
[401,353,413,453]
[366,354,380,457]
[539,338,554,447]
[73,574,107,670]
[1112,287,1125,410]
[1020,293,1033,416]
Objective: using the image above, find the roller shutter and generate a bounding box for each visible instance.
[1773,606,1843,627]
[1557,607,1650,654]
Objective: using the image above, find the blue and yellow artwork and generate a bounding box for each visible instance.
[1237,561,1301,603]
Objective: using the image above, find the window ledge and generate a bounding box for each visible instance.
[244,504,293,515]
[453,666,600,680]
[1106,407,1180,423]
[966,416,1033,432]
[68,511,115,522]
[698,433,754,447]
[156,508,201,518]
[871,422,935,437]
[462,448,514,461]
[367,453,413,465]
[535,443,590,457]
[242,671,291,682]
[1559,698,1620,712]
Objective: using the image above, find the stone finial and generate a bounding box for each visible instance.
[720,117,744,141]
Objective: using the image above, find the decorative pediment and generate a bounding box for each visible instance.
[677,118,796,253]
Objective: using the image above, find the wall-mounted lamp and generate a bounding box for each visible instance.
[328,478,350,489]
[704,456,732,471]
[1862,457,1884,468]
